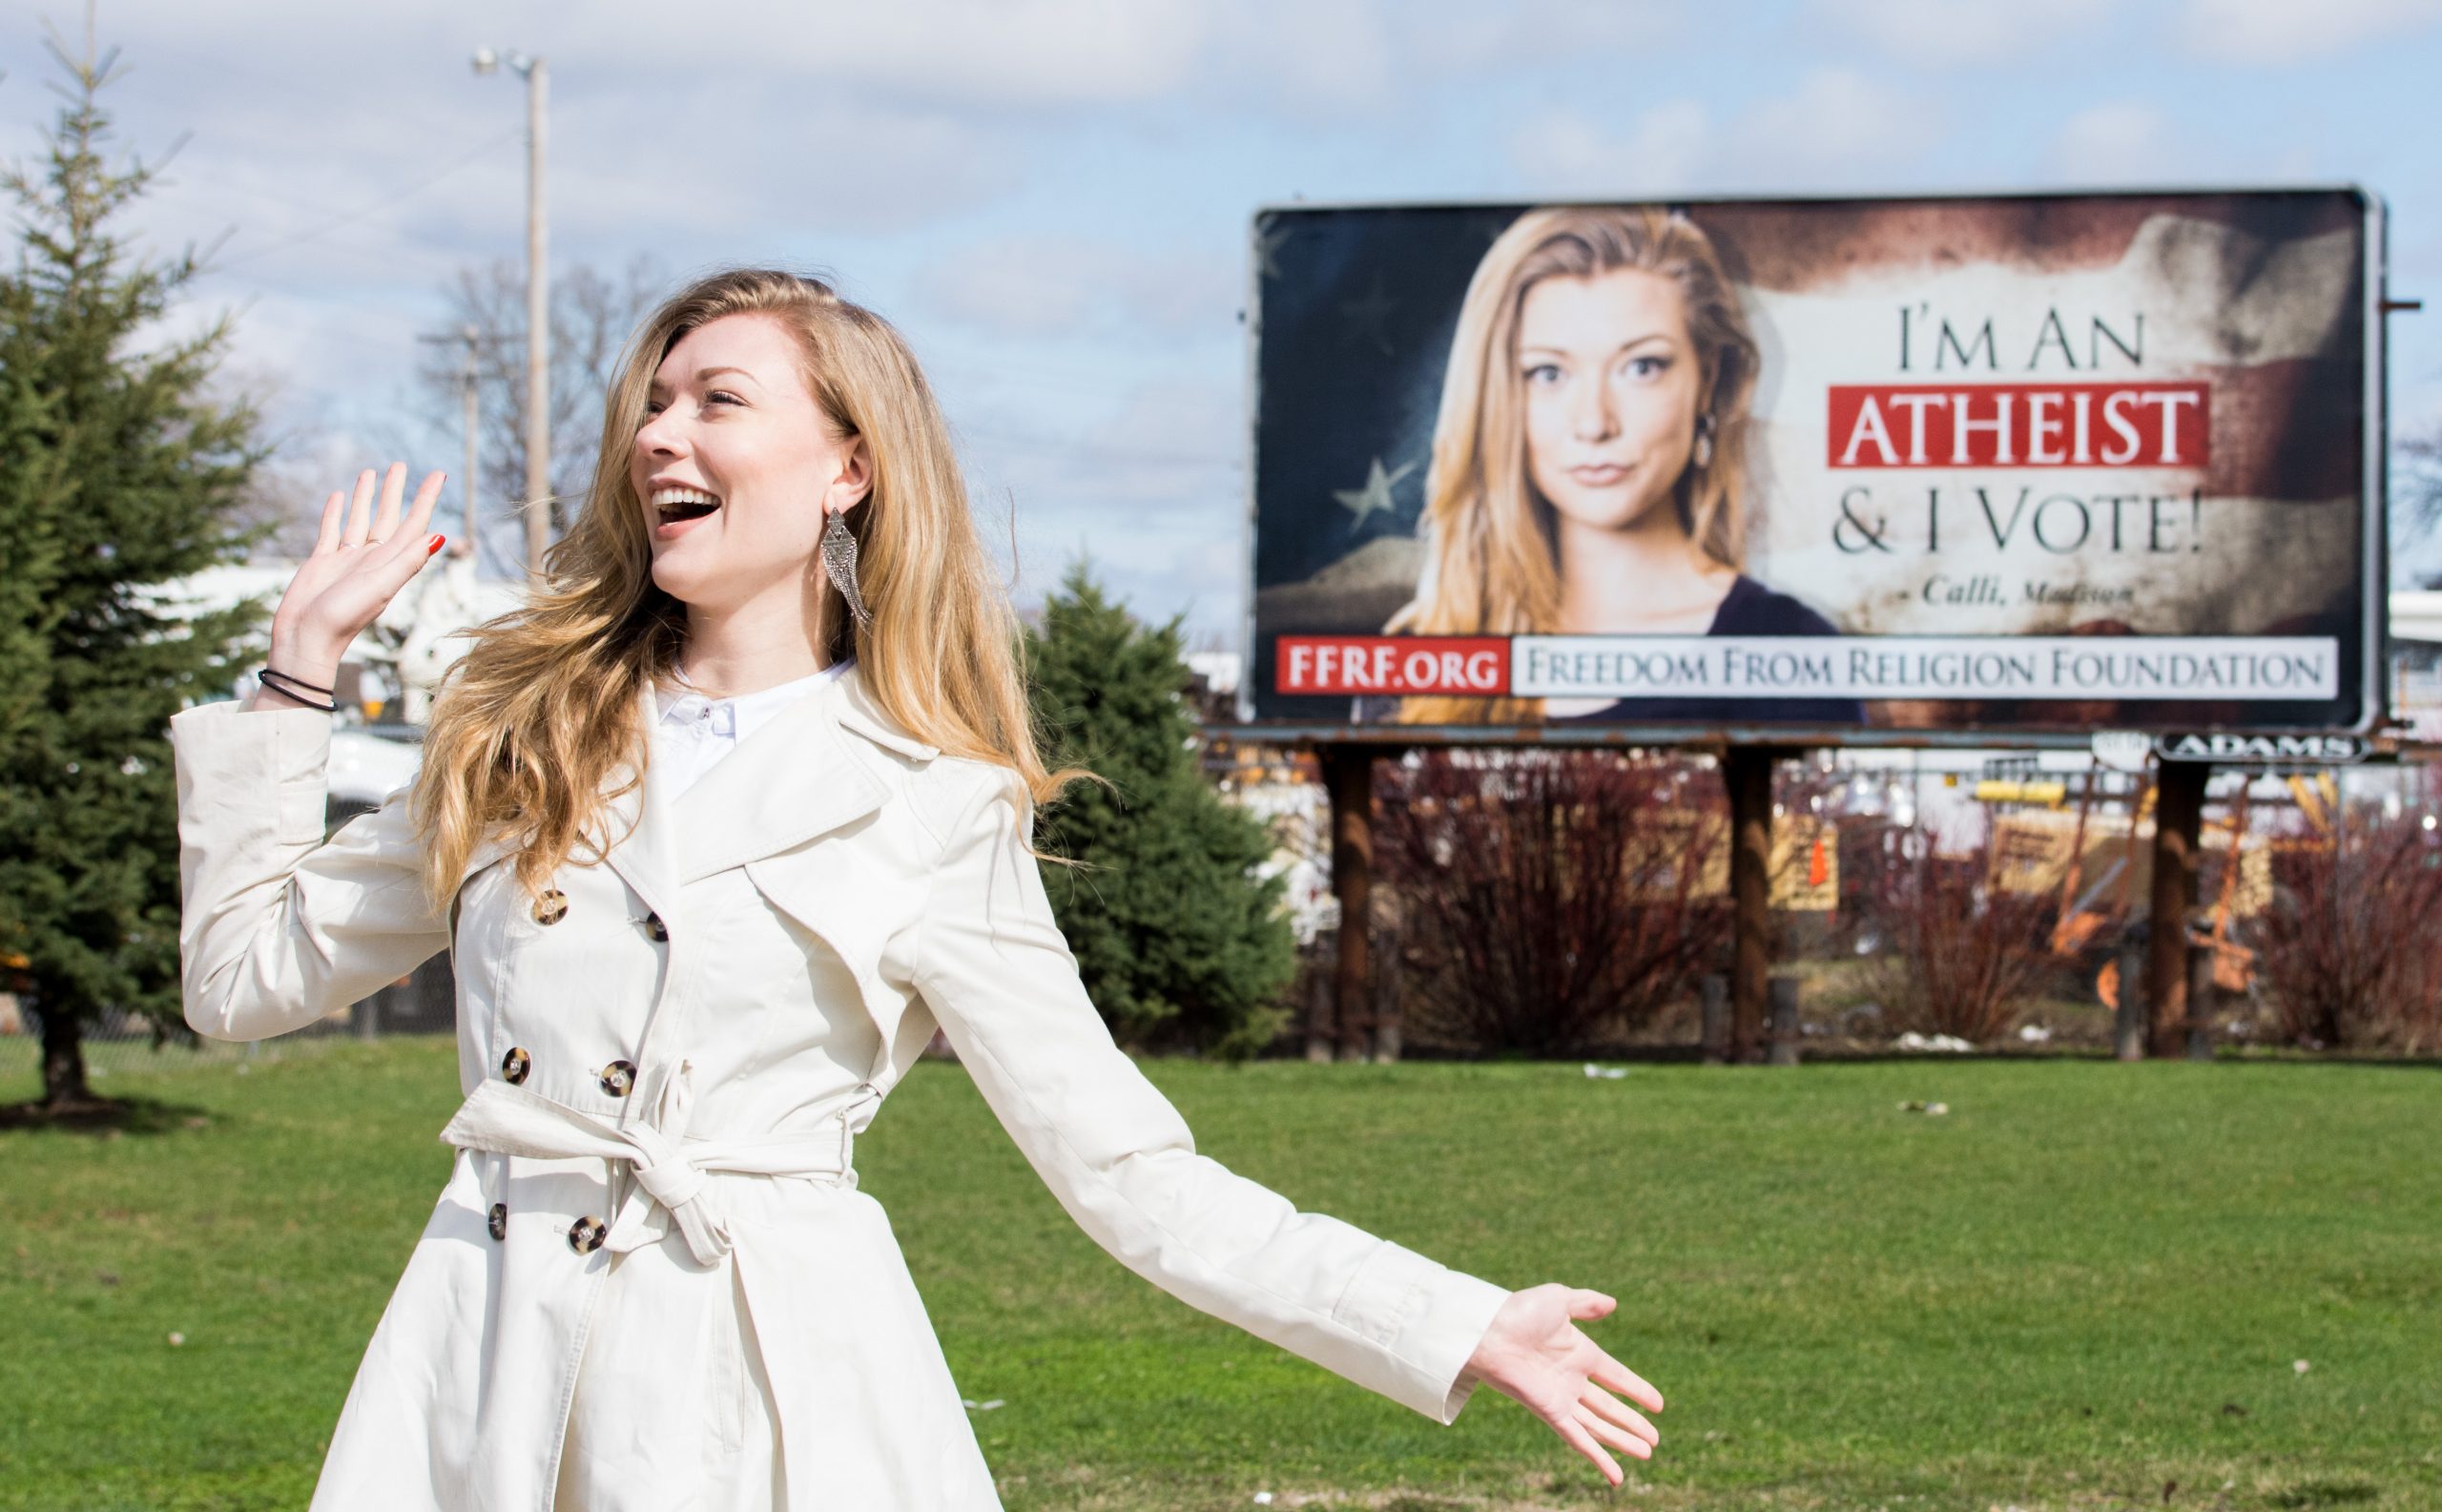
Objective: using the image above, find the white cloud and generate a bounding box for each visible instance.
[1509,68,1930,196]
[47,0,1687,131]
[2179,0,2442,62]
[1508,99,1707,197]
[1086,377,1244,474]
[956,375,1247,635]
[1209,0,1399,117]
[41,0,1213,110]
[551,92,1020,243]
[1409,0,1682,72]
[2041,103,2181,186]
[49,0,1403,120]
[911,237,1240,341]
[1816,0,2114,67]
[1732,67,1921,181]
[973,376,1243,507]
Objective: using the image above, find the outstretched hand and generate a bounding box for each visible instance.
[253,464,447,708]
[1463,1283,1662,1487]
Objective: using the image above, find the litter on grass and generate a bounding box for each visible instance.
[1582,1063,1628,1080]
[1895,1031,1974,1053]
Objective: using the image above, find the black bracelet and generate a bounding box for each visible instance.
[259,664,336,696]
[259,667,340,713]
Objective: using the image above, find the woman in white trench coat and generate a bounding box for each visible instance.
[170,268,1665,1511]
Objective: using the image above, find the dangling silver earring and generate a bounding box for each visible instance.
[1692,413,1716,470]
[819,509,874,632]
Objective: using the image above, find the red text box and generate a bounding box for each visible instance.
[1827,382,2210,469]
[1274,636,1510,696]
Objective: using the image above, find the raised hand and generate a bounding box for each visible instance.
[251,464,446,711]
[1463,1283,1663,1487]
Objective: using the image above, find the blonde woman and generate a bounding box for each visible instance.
[171,269,1663,1509]
[1376,205,1857,726]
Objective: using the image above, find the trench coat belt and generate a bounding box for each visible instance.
[436,1058,868,1267]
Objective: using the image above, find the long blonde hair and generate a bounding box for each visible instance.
[1384,206,1760,724]
[409,268,1082,909]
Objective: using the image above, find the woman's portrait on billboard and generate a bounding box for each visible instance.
[1372,204,1860,726]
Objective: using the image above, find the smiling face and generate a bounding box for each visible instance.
[1516,267,1704,537]
[630,311,870,615]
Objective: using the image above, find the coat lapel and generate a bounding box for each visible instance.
[451,666,936,907]
[600,682,680,922]
[449,683,679,922]
[663,662,932,886]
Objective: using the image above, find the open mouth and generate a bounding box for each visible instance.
[651,485,723,524]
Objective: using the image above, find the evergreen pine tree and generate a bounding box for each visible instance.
[0,32,270,1112]
[1024,561,1293,1058]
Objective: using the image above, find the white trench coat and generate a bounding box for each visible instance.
[171,665,1510,1512]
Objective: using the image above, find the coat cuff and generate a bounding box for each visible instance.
[1330,1239,1511,1423]
[170,699,333,845]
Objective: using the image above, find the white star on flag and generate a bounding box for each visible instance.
[1334,456,1416,527]
[1254,223,1292,280]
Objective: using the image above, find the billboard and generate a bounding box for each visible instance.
[1243,190,2384,740]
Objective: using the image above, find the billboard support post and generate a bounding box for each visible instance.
[2185,945,2219,1062]
[1725,746,1783,1065]
[1699,974,1729,1065]
[1321,745,1376,1064]
[2147,760,2210,1057]
[1372,914,1404,1064]
[1767,976,1802,1067]
[2113,945,2148,1061]
[1302,962,1335,1066]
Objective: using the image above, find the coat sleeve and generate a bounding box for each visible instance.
[905,766,1511,1424]
[171,699,450,1042]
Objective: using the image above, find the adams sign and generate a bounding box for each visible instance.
[2153,732,2369,763]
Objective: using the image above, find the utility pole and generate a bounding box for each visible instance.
[474,47,549,578]
[459,323,481,550]
[522,58,549,576]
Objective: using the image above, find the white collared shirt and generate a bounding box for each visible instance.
[649,658,853,802]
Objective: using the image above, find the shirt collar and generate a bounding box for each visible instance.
[654,658,854,734]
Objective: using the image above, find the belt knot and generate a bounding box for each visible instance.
[438,1059,876,1267]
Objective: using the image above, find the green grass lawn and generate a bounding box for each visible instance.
[3,1038,2435,1511]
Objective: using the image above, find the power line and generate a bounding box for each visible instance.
[158,130,493,224]
[82,33,492,149]
[197,227,472,293]
[207,127,522,272]
[196,293,430,367]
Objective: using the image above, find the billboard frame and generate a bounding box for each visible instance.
[1230,183,2392,749]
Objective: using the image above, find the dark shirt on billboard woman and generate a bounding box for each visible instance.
[1353,574,1864,726]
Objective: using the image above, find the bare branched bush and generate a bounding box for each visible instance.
[2255,807,2442,1053]
[1860,851,2056,1045]
[1375,750,1728,1055]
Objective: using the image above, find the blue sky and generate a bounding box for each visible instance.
[4,0,2438,644]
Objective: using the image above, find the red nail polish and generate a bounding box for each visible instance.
[427,535,446,554]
